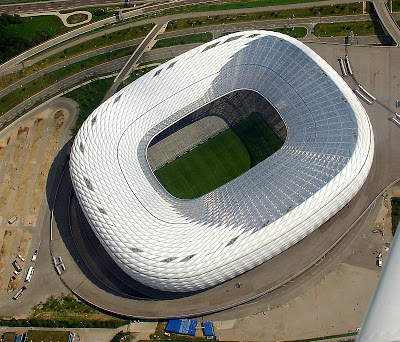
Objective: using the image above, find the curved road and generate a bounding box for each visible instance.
[0,0,221,75]
[2,0,398,76]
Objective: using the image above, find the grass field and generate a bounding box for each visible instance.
[232,113,283,165]
[153,32,213,49]
[67,78,114,135]
[392,0,400,12]
[314,20,385,37]
[4,15,68,41]
[66,13,89,25]
[155,129,250,199]
[155,113,283,199]
[166,3,368,31]
[222,26,307,38]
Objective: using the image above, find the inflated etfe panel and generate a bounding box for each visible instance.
[70,31,374,292]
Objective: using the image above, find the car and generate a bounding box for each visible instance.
[17,254,25,262]
[377,254,383,267]
[31,250,38,262]
[8,216,18,224]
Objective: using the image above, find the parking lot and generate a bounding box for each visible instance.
[0,98,75,308]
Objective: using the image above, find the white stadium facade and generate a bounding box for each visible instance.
[69,31,374,293]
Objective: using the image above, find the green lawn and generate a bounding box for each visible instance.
[0,294,128,328]
[66,13,89,25]
[392,197,400,235]
[392,0,400,12]
[4,15,68,41]
[67,78,114,135]
[166,3,368,31]
[154,113,283,199]
[314,20,385,37]
[221,26,307,38]
[151,0,331,16]
[273,26,308,37]
[153,32,213,49]
[26,331,70,342]
[232,113,283,166]
[155,129,251,199]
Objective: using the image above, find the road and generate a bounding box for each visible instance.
[0,0,156,13]
[1,11,397,124]
[0,0,394,77]
[2,11,395,99]
[0,0,221,75]
[0,57,126,127]
[373,0,400,45]
[0,43,205,127]
[103,21,167,101]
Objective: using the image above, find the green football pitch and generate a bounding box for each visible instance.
[154,113,283,199]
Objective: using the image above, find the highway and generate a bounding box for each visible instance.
[0,0,221,75]
[0,0,154,13]
[0,43,205,127]
[0,13,394,101]
[1,0,398,78]
[0,12,397,126]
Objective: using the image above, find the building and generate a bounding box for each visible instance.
[69,31,374,293]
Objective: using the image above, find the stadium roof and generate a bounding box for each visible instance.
[70,31,374,293]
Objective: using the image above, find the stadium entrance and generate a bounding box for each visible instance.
[148,90,286,199]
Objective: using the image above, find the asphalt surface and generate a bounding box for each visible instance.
[0,56,127,127]
[0,0,156,13]
[0,0,221,75]
[1,0,393,76]
[1,12,394,100]
[1,11,397,130]
[0,39,143,99]
[373,0,400,45]
[0,43,206,127]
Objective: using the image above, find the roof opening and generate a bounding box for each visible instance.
[148,90,286,199]
[226,236,239,247]
[203,42,219,52]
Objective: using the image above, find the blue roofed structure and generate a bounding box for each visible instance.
[202,321,215,336]
[166,319,197,336]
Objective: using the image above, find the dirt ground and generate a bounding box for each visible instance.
[0,109,67,227]
[0,106,69,296]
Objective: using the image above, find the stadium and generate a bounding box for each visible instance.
[69,30,374,293]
